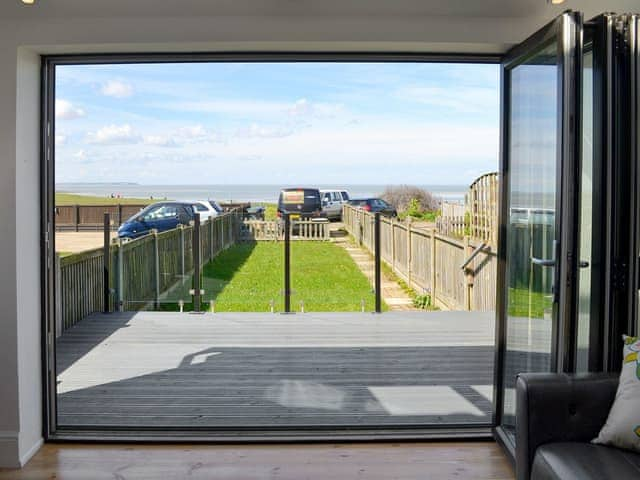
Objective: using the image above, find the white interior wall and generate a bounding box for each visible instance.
[0,0,638,468]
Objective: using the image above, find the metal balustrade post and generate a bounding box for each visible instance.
[284,213,291,313]
[192,215,201,313]
[180,225,185,277]
[153,229,160,309]
[117,237,124,312]
[374,212,382,313]
[103,213,111,313]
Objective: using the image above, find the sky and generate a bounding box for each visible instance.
[55,62,499,185]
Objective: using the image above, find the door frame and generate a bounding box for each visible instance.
[492,11,583,457]
[41,52,503,441]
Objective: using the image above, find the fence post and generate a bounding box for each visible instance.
[210,217,214,260]
[406,217,412,287]
[74,204,80,232]
[103,213,111,313]
[464,236,474,311]
[153,229,160,309]
[431,231,437,303]
[117,238,124,312]
[374,212,382,313]
[391,219,396,270]
[221,215,226,249]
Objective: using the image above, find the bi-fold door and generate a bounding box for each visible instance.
[494,11,640,458]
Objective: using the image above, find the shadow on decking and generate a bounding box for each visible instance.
[56,344,505,427]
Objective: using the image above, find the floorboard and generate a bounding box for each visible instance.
[0,442,514,480]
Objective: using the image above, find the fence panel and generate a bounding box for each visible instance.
[239,219,330,241]
[57,212,241,333]
[342,205,497,311]
[410,229,431,292]
[58,248,104,331]
[433,235,466,310]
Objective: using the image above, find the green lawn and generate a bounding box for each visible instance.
[254,202,278,220]
[162,241,384,312]
[55,192,154,205]
[507,287,552,319]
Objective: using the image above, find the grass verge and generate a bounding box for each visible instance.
[55,192,154,205]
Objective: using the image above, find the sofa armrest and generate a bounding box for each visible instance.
[515,372,618,480]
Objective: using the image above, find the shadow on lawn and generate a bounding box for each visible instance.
[160,241,260,311]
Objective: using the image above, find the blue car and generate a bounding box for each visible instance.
[117,201,196,239]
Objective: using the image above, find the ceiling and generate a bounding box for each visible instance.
[0,0,637,54]
[0,0,589,20]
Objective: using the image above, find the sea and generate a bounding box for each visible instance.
[56,183,467,205]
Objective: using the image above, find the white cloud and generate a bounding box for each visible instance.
[55,134,66,146]
[162,98,344,121]
[176,125,208,139]
[287,98,344,119]
[395,86,498,113]
[235,123,293,139]
[86,124,140,145]
[55,99,85,120]
[143,135,178,147]
[101,80,134,98]
[73,150,86,160]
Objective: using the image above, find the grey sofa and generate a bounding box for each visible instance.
[516,372,640,479]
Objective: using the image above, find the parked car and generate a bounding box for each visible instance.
[277,188,325,221]
[348,198,398,217]
[190,200,220,222]
[320,189,350,220]
[117,201,196,239]
[207,199,224,214]
[245,205,265,220]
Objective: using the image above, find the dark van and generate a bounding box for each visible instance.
[277,188,324,221]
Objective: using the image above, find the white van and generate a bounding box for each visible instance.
[320,190,350,220]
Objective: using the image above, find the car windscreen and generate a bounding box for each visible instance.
[349,199,367,206]
[192,203,209,212]
[208,201,223,213]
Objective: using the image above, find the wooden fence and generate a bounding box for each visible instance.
[436,172,499,247]
[54,202,252,231]
[437,202,467,239]
[240,219,330,241]
[343,205,497,311]
[467,172,499,246]
[55,204,148,231]
[55,212,240,336]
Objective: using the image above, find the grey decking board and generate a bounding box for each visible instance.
[56,311,496,429]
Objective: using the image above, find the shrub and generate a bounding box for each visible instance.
[413,293,432,309]
[380,185,440,213]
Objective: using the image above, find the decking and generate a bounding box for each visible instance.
[56,311,497,428]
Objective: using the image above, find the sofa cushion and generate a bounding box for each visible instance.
[593,335,640,452]
[532,442,640,479]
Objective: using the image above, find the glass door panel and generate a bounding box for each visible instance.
[501,42,558,434]
[496,12,582,444]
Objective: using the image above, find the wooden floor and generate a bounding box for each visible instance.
[56,311,497,428]
[0,442,514,480]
